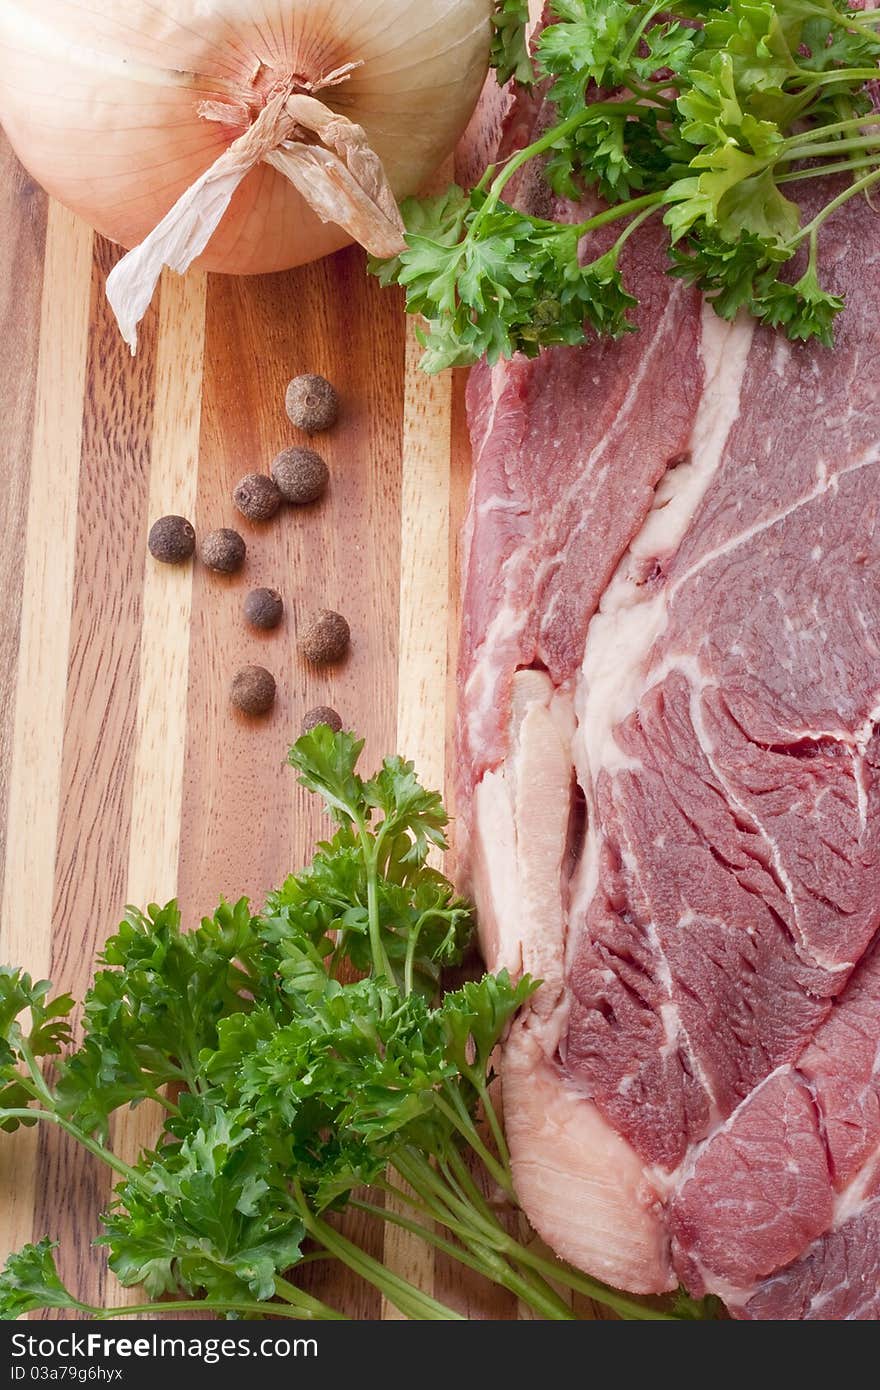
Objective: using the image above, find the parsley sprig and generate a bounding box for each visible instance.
[0,729,708,1321]
[374,0,880,367]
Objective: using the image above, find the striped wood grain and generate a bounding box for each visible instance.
[0,127,600,1321]
[0,197,93,1270]
[381,318,452,1319]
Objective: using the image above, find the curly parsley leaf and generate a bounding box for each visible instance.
[55,899,260,1139]
[492,0,536,86]
[0,1240,82,1319]
[286,727,473,991]
[287,725,367,827]
[101,1108,304,1302]
[377,188,639,372]
[440,971,538,1077]
[373,0,880,360]
[0,968,73,1067]
[0,970,73,1132]
[753,256,845,345]
[537,0,700,107]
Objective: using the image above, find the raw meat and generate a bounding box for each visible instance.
[457,139,880,1314]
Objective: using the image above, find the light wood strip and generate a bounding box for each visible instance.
[0,202,93,1263]
[382,319,454,1318]
[124,270,206,910]
[109,271,207,1306]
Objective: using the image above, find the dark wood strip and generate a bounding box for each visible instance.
[180,245,406,1319]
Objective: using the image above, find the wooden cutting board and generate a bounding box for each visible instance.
[0,129,611,1322]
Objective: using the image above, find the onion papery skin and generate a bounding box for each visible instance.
[0,0,493,274]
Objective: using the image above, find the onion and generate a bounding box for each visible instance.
[0,1,493,346]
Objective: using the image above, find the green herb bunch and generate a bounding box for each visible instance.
[0,729,712,1322]
[374,0,880,369]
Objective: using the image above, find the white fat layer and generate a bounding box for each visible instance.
[462,599,529,757]
[575,307,754,787]
[856,701,880,755]
[471,770,522,978]
[566,308,754,974]
[472,671,574,1046]
[831,1153,880,1229]
[504,1019,676,1293]
[667,441,880,604]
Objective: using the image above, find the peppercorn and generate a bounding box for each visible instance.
[285,374,339,433]
[270,447,329,505]
[230,665,276,716]
[298,609,350,664]
[301,705,343,735]
[200,528,246,573]
[148,515,196,564]
[233,473,281,522]
[243,587,284,630]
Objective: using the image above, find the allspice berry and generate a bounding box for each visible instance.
[298,609,350,665]
[244,587,284,630]
[148,515,195,564]
[230,665,276,716]
[200,528,246,573]
[301,705,343,735]
[285,374,339,433]
[233,473,281,522]
[270,447,329,505]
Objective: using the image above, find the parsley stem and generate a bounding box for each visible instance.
[381,1172,504,1253]
[434,1087,515,1196]
[0,1108,143,1186]
[403,919,420,999]
[393,1150,479,1228]
[86,1296,341,1321]
[19,1038,56,1107]
[799,164,880,238]
[442,1149,500,1226]
[360,1195,579,1320]
[436,1149,678,1321]
[782,134,880,161]
[355,828,393,986]
[476,105,612,225]
[476,97,652,204]
[385,1158,577,1319]
[574,191,665,238]
[777,153,880,183]
[782,112,880,144]
[630,81,679,104]
[270,1276,346,1319]
[473,1079,511,1172]
[500,1244,678,1321]
[795,67,880,89]
[351,1197,489,1276]
[390,1148,677,1321]
[393,1150,516,1257]
[620,0,666,68]
[290,1181,463,1320]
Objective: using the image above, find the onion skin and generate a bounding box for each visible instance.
[0,0,493,275]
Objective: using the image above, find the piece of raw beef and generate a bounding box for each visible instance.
[457,98,880,1316]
